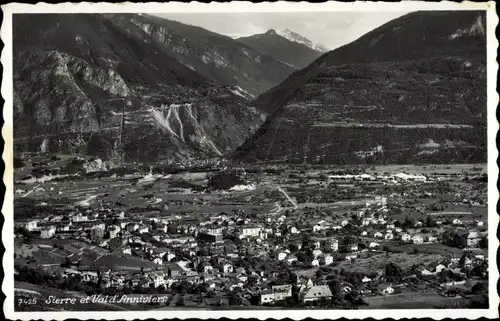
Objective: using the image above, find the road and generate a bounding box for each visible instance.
[276,186,298,209]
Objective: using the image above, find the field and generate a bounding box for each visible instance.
[94,254,161,271]
[334,253,446,273]
[361,292,463,309]
[385,243,472,257]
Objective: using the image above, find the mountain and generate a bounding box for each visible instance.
[234,11,487,165]
[314,43,330,53]
[13,14,265,163]
[236,29,323,69]
[104,13,296,98]
[276,28,329,53]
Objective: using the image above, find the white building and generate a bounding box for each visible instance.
[401,233,411,242]
[412,235,424,244]
[240,225,261,238]
[40,226,56,239]
[277,252,287,261]
[223,263,234,273]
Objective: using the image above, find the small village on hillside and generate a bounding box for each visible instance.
[14,156,489,310]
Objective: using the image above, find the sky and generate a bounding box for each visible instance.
[155,11,413,50]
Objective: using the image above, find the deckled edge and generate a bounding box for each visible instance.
[1,1,499,320]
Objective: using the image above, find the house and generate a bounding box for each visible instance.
[326,239,339,251]
[302,285,333,303]
[341,284,352,293]
[17,220,38,231]
[426,235,438,243]
[122,246,132,255]
[361,276,372,283]
[40,226,56,239]
[277,252,287,261]
[420,268,433,276]
[239,225,261,238]
[286,255,298,265]
[475,254,485,261]
[152,272,165,288]
[72,213,88,222]
[411,235,424,244]
[384,233,394,240]
[127,223,140,232]
[260,290,275,304]
[428,262,447,274]
[360,231,368,236]
[477,221,484,227]
[153,257,163,265]
[312,249,323,258]
[374,232,383,238]
[401,233,411,242]
[346,243,358,252]
[108,225,121,239]
[311,259,320,267]
[467,232,482,248]
[320,254,333,266]
[81,271,98,283]
[223,263,233,274]
[290,226,300,234]
[377,284,394,295]
[453,219,463,225]
[345,254,357,261]
[369,242,380,249]
[164,252,176,262]
[272,284,292,302]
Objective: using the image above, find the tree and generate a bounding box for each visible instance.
[479,236,488,249]
[425,215,436,227]
[229,293,242,306]
[208,171,245,190]
[385,262,402,282]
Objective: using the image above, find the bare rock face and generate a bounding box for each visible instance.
[13,14,264,163]
[235,11,487,165]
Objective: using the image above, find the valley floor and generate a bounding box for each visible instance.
[13,155,489,311]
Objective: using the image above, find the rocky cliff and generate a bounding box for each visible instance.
[13,14,264,163]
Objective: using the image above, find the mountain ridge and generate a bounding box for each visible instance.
[276,28,329,53]
[236,29,323,69]
[103,13,297,97]
[234,11,487,165]
[13,13,265,163]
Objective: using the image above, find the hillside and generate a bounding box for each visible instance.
[253,11,486,114]
[13,14,265,163]
[237,29,323,69]
[234,11,487,165]
[104,13,296,98]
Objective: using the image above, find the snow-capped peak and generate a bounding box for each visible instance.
[276,28,329,53]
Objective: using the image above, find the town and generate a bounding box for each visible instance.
[14,155,489,310]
